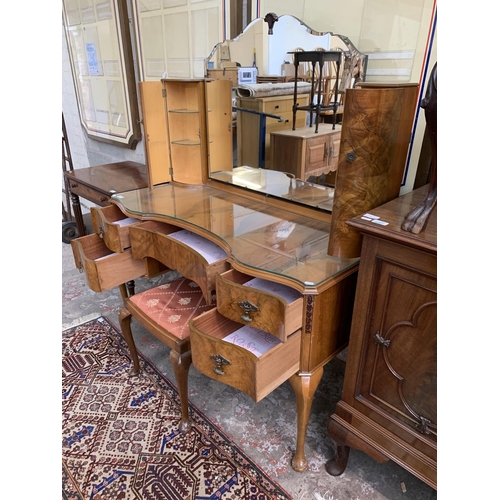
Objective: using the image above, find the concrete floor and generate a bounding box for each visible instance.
[62,224,438,500]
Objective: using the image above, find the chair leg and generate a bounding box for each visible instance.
[119,307,141,376]
[170,349,192,432]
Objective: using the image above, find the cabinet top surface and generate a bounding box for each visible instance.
[347,185,437,252]
[112,183,358,291]
[270,123,342,139]
[65,162,148,194]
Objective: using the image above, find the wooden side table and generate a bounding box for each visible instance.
[270,123,342,180]
[64,161,148,237]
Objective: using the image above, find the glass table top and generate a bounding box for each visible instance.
[111,182,357,291]
[210,167,335,212]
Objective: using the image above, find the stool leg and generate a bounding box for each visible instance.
[119,307,141,376]
[170,349,192,432]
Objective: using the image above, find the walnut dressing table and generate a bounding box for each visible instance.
[108,180,359,471]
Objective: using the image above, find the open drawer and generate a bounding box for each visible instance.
[129,220,230,304]
[216,269,303,342]
[91,205,141,253]
[190,308,300,402]
[70,233,148,292]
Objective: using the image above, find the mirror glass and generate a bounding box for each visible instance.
[205,14,367,213]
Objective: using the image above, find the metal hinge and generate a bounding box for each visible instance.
[169,167,173,175]
[162,88,166,98]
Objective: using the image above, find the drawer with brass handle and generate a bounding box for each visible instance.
[216,269,303,342]
[190,308,300,402]
[91,205,141,253]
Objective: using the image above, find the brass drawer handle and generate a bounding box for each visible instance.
[210,354,231,375]
[238,300,259,322]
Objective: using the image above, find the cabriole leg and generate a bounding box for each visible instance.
[289,367,324,472]
[119,307,140,376]
[170,349,192,433]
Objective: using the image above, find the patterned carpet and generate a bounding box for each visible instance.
[62,316,292,500]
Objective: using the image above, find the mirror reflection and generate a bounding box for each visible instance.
[204,14,367,212]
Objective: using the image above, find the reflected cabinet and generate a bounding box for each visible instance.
[140,78,233,188]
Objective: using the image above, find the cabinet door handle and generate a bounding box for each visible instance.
[238,300,259,322]
[210,354,231,375]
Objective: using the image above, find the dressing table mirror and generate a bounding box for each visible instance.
[203,13,368,214]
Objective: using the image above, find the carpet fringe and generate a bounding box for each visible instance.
[62,312,102,331]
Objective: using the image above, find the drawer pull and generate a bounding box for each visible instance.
[238,300,259,322]
[210,354,231,375]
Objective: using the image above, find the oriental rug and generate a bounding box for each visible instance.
[62,317,292,500]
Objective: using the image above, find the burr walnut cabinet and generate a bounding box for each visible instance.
[326,185,437,489]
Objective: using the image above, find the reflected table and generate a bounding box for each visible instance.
[64,161,148,236]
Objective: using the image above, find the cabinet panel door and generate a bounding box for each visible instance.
[305,134,330,173]
[355,239,437,451]
[206,79,233,174]
[139,81,170,187]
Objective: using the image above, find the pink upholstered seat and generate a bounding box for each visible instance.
[129,277,214,339]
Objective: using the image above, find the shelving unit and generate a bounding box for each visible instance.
[139,78,232,188]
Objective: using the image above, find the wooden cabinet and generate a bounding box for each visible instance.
[326,186,437,490]
[140,78,233,187]
[236,94,308,169]
[270,123,342,180]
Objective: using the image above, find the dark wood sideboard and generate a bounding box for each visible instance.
[325,185,437,489]
[64,161,148,237]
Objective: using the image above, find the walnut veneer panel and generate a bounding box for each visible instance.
[129,220,230,304]
[328,84,419,258]
[215,269,302,342]
[70,233,146,293]
[90,205,141,253]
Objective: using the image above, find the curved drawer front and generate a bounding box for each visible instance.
[129,221,229,304]
[70,233,146,292]
[190,308,300,402]
[91,205,141,253]
[216,269,303,342]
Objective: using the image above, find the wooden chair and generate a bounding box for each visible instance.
[119,276,215,432]
[288,48,309,82]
